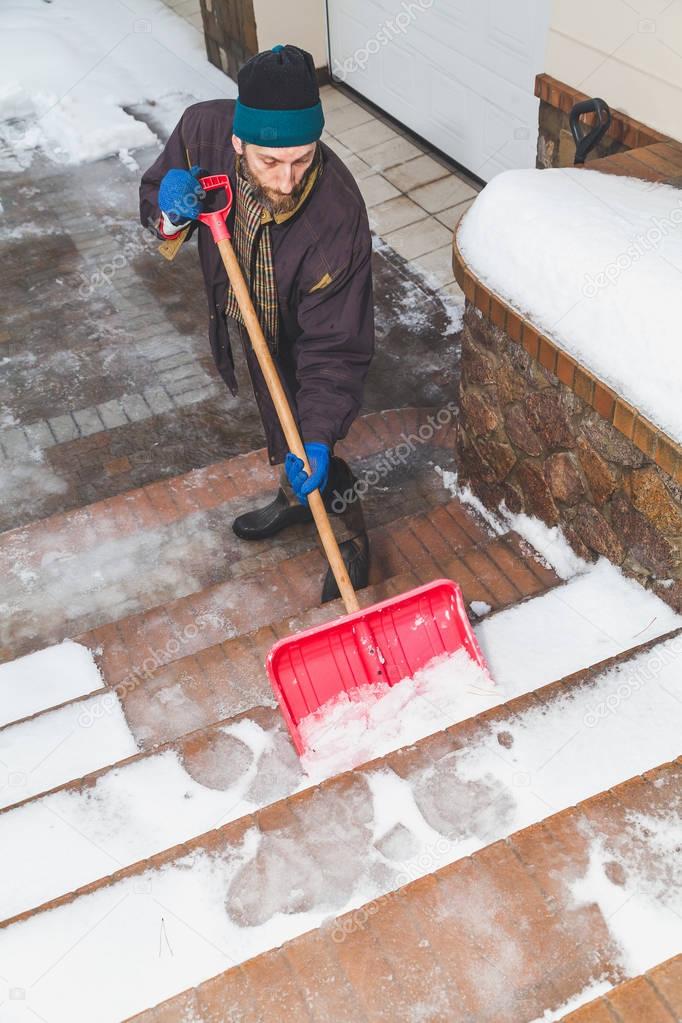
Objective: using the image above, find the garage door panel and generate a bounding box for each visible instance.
[382,39,419,103]
[327,0,551,179]
[428,65,472,146]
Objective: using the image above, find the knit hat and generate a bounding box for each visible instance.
[233,44,324,148]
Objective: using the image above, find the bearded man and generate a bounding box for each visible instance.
[139,44,374,602]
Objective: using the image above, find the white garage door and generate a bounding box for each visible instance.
[326,0,553,181]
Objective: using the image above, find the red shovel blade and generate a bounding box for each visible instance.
[266,578,489,755]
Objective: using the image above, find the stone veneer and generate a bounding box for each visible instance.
[534,74,670,170]
[457,302,682,611]
[200,0,258,82]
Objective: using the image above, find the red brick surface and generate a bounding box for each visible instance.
[561,956,682,1021]
[74,495,558,690]
[125,758,682,1023]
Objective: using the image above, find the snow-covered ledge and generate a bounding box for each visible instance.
[452,167,682,611]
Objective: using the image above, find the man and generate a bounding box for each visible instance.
[139,44,374,602]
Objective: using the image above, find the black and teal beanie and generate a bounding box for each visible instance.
[233,44,324,147]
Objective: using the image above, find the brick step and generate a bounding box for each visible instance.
[126,756,682,1023]
[2,630,680,1022]
[0,521,556,812]
[78,504,551,715]
[0,406,459,662]
[3,566,604,916]
[560,954,682,1021]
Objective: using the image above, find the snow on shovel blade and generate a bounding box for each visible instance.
[266,578,489,755]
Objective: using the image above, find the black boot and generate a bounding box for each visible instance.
[232,487,312,540]
[321,531,370,604]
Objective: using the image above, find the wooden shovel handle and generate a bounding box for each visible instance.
[216,237,361,615]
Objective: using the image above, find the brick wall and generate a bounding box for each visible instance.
[457,304,682,611]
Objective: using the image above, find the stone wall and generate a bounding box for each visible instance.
[534,74,670,171]
[457,304,682,611]
[537,99,626,169]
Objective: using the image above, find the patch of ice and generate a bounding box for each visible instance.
[0,460,68,520]
[1,509,228,651]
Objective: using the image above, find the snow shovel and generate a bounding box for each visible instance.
[197,173,489,755]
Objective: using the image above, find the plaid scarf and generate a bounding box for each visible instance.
[224,148,321,353]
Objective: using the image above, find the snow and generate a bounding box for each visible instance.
[435,463,587,581]
[458,168,682,443]
[571,812,682,979]
[477,558,679,691]
[505,510,587,580]
[1,555,677,928]
[0,691,137,810]
[0,459,69,523]
[1,511,231,653]
[0,0,237,167]
[529,979,614,1023]
[300,648,496,780]
[0,640,104,727]
[470,600,491,617]
[1,627,680,1021]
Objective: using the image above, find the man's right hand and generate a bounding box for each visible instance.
[158,165,205,224]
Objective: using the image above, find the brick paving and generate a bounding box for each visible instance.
[0,408,467,662]
[0,82,471,534]
[73,503,546,698]
[562,956,682,1021]
[119,756,681,1023]
[0,628,666,923]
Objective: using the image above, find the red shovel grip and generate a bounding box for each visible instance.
[197,173,233,243]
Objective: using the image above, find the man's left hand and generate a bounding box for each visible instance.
[285,443,330,506]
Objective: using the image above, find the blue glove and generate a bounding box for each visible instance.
[158,165,205,223]
[285,443,330,506]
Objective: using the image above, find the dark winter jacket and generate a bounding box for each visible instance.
[139,98,375,463]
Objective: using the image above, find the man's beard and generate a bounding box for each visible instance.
[239,145,318,215]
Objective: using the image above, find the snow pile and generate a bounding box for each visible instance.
[458,168,682,442]
[300,647,495,779]
[0,639,103,727]
[505,510,587,580]
[0,0,236,166]
[435,463,587,580]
